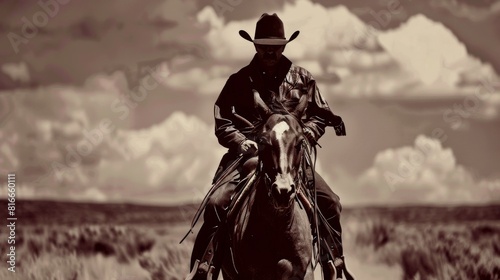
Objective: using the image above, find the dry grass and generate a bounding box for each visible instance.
[1,201,498,280]
[0,224,160,280]
[353,219,500,280]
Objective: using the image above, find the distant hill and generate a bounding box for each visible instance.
[1,199,200,225]
[1,199,499,226]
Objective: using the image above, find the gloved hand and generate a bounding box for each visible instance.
[334,120,346,136]
[238,139,258,155]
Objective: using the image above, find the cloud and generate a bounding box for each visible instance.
[198,1,375,63]
[193,1,500,102]
[378,14,469,86]
[90,111,225,204]
[2,0,498,207]
[164,64,232,95]
[0,90,225,204]
[352,135,500,205]
[0,61,218,204]
[0,62,31,89]
[318,65,418,98]
[0,182,36,200]
[72,187,108,202]
[430,0,500,21]
[196,7,255,62]
[68,18,119,41]
[190,1,407,97]
[377,13,500,97]
[1,62,30,83]
[0,70,137,193]
[148,0,205,48]
[145,0,197,23]
[457,59,500,88]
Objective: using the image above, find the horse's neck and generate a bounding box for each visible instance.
[252,176,296,230]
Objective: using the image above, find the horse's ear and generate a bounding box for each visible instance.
[253,89,272,118]
[292,94,308,119]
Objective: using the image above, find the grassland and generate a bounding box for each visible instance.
[0,200,498,280]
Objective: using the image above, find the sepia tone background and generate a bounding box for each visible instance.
[0,0,499,206]
[0,0,499,279]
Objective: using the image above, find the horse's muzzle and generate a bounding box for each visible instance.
[271,182,296,210]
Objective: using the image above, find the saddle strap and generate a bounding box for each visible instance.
[201,234,216,269]
[297,189,313,220]
[227,171,256,221]
[180,156,244,244]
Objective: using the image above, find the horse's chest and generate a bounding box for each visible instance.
[239,215,311,263]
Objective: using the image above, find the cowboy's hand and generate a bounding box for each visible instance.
[303,127,316,144]
[334,120,346,136]
[238,139,258,155]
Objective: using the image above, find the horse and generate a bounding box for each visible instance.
[218,92,315,280]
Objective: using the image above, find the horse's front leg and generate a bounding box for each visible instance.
[276,259,314,280]
[303,264,314,280]
[276,259,293,279]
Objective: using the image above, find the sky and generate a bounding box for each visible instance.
[0,0,499,206]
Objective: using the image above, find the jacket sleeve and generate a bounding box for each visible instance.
[214,75,247,150]
[303,77,331,141]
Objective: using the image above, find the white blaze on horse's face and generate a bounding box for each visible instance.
[272,121,289,174]
[271,121,295,201]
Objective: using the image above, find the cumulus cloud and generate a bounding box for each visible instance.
[192,1,500,101]
[377,13,500,98]
[353,135,500,205]
[1,55,227,202]
[319,65,418,98]
[1,62,30,83]
[164,64,232,95]
[189,1,407,97]
[378,14,469,86]
[96,112,224,195]
[0,70,137,196]
[0,98,225,205]
[198,1,377,63]
[0,58,230,204]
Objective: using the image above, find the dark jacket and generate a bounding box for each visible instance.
[214,54,341,153]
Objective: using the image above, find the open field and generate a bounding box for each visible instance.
[0,200,499,280]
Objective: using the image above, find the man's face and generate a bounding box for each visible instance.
[254,44,286,68]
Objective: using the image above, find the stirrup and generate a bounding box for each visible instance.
[327,260,337,280]
[326,257,356,280]
[334,257,345,279]
[330,256,356,280]
[207,266,215,280]
[185,260,199,280]
[185,260,215,280]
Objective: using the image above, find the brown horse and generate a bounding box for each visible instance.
[219,94,314,280]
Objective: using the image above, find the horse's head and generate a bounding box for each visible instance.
[255,93,308,211]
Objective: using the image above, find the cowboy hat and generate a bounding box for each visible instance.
[239,13,299,45]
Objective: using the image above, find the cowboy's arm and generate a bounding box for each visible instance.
[303,77,345,141]
[303,78,328,141]
[214,75,247,150]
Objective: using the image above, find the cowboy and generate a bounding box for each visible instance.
[188,13,348,279]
